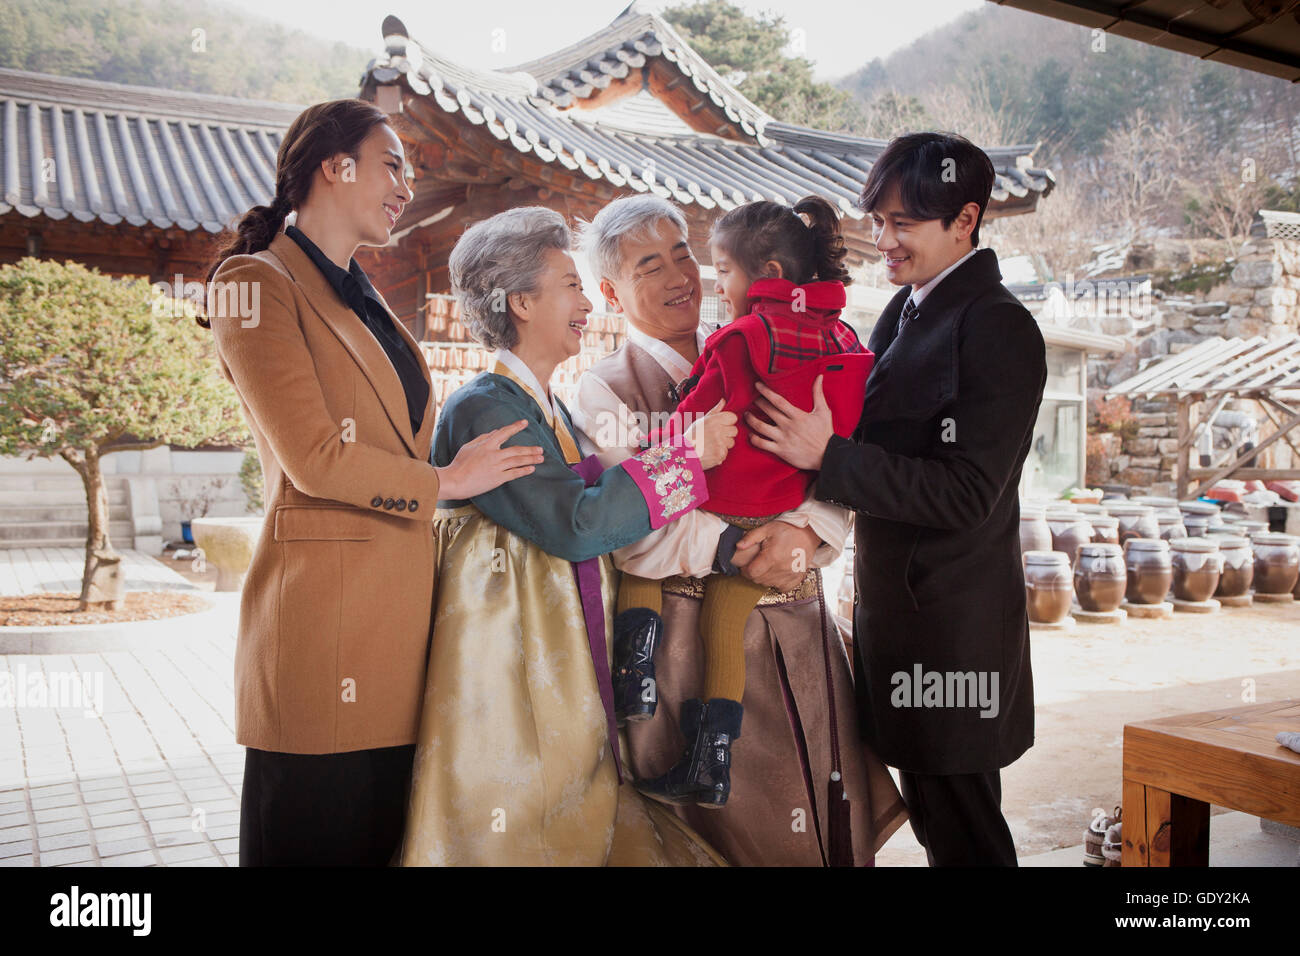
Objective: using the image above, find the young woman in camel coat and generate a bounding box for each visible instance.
[203,99,542,865]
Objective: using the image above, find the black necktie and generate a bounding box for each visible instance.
[898,296,919,334]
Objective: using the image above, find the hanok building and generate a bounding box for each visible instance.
[0,5,1065,550]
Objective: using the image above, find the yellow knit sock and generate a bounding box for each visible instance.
[617,573,663,616]
[699,574,769,701]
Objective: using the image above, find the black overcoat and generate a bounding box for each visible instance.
[816,249,1046,775]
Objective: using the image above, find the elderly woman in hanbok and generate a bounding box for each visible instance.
[399,207,737,866]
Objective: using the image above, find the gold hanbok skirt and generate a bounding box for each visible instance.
[399,506,725,866]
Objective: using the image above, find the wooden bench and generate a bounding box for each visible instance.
[1122,700,1300,866]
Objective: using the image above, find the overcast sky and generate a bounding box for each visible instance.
[216,0,987,81]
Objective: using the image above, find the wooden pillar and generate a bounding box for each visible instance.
[1176,399,1191,499]
[415,245,428,342]
[1121,778,1210,867]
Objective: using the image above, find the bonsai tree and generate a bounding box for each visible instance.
[0,258,247,610]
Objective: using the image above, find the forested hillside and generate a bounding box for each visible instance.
[0,0,368,103]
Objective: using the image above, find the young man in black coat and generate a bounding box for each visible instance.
[747,131,1046,865]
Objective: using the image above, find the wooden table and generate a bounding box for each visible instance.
[1122,700,1300,866]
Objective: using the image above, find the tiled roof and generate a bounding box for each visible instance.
[0,68,297,232]
[504,2,770,138]
[368,16,1054,222]
[1,8,1055,237]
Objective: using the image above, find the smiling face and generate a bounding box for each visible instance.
[336,123,413,248]
[510,247,593,370]
[868,183,978,289]
[599,218,701,340]
[709,242,760,322]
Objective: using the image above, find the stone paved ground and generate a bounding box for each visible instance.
[0,591,243,867]
[1,549,1296,867]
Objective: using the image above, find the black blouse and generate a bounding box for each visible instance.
[285,224,429,438]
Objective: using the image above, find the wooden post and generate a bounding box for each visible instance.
[1121,780,1210,867]
[1190,402,1300,499]
[1176,398,1191,499]
[1121,777,1147,866]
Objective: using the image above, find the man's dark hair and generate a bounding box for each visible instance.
[857,132,996,248]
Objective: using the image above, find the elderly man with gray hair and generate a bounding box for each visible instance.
[572,195,907,867]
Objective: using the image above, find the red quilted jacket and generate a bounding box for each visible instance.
[655,277,874,516]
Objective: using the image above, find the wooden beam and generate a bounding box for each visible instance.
[1189,403,1300,497]
[1257,400,1300,463]
[1188,468,1300,480]
[1176,398,1192,499]
[561,69,646,110]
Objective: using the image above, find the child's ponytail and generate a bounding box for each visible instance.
[792,195,852,287]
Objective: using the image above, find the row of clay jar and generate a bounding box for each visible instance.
[1019,496,1270,569]
[1023,533,1300,624]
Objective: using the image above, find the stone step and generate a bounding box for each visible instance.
[0,538,112,551]
[0,474,131,491]
[0,488,130,507]
[0,520,135,543]
[0,504,133,523]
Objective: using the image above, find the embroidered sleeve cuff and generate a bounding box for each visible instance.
[620,441,709,530]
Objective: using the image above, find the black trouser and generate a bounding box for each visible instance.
[239,744,416,866]
[898,769,1018,866]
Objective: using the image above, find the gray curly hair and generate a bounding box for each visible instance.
[448,206,573,351]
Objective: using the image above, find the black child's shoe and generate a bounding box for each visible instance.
[612,608,661,725]
[635,698,743,808]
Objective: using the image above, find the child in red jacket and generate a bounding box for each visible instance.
[621,194,874,808]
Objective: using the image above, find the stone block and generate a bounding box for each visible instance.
[1134,400,1173,413]
[1276,240,1300,275]
[1232,259,1282,288]
[1093,432,1122,457]
[1138,330,1170,358]
[1100,313,1134,335]
[1260,304,1293,325]
[1226,317,1267,338]
[1116,467,1158,486]
[1255,286,1297,307]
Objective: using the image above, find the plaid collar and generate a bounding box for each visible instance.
[739,279,863,373]
[746,277,847,320]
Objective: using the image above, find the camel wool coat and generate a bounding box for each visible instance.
[207,230,441,755]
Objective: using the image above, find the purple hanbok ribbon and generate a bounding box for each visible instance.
[569,454,623,784]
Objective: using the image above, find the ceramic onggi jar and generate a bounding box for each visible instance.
[1124,539,1173,605]
[1074,544,1126,613]
[1170,538,1223,603]
[1106,503,1160,545]
[1211,535,1253,598]
[1251,533,1300,596]
[1088,515,1120,546]
[1020,505,1052,555]
[1023,551,1074,624]
[1046,509,1093,570]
